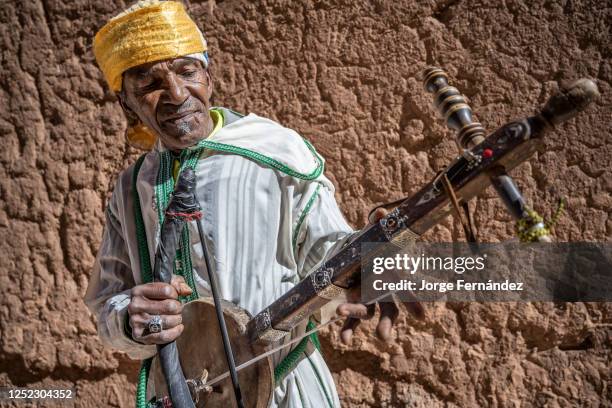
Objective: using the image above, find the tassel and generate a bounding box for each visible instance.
[126,122,157,150]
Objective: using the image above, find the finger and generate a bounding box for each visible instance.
[171,275,187,286]
[368,208,389,224]
[345,287,361,303]
[132,282,178,300]
[136,324,185,345]
[128,297,183,316]
[130,313,183,335]
[336,303,375,320]
[402,301,425,320]
[170,275,193,297]
[377,302,399,341]
[340,317,361,345]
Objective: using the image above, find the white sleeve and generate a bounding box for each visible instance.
[84,194,156,360]
[294,181,356,279]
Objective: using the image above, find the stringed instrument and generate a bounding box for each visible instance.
[150,67,600,407]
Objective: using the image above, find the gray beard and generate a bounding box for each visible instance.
[176,121,192,136]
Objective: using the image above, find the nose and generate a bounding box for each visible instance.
[162,72,189,105]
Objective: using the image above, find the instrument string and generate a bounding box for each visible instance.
[204,316,345,388]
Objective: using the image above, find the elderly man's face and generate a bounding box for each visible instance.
[119,57,214,151]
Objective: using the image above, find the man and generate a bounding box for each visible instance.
[85,1,416,407]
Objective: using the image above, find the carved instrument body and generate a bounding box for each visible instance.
[151,298,273,408]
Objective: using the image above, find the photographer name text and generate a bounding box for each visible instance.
[372,279,524,292]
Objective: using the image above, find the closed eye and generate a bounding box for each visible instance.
[179,70,197,78]
[137,79,161,94]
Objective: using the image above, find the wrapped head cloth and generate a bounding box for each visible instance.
[93,0,209,149]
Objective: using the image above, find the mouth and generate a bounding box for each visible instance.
[161,110,198,122]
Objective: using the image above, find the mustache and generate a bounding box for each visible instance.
[158,99,203,121]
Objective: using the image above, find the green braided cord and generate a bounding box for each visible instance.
[136,358,152,408]
[305,351,334,408]
[273,335,310,384]
[515,199,565,242]
[309,323,322,351]
[195,139,324,181]
[292,183,322,251]
[274,321,321,384]
[178,119,324,180]
[154,150,173,226]
[132,154,155,408]
[133,155,153,283]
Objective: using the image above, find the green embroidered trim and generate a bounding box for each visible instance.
[132,154,153,284]
[305,351,334,408]
[136,357,152,408]
[274,335,310,384]
[292,183,322,251]
[132,154,155,408]
[309,324,322,351]
[196,138,324,180]
[274,321,321,385]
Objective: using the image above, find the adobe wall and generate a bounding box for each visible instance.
[0,0,609,406]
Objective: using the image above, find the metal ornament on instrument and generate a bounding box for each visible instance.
[315,282,346,300]
[250,309,289,343]
[310,268,347,300]
[379,209,420,248]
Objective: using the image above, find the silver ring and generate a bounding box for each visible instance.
[147,315,163,334]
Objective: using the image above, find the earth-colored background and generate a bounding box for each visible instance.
[0,0,610,406]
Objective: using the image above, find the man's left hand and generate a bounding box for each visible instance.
[336,208,425,345]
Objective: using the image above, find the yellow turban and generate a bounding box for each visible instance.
[93,0,207,92]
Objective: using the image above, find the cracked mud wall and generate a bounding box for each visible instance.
[0,0,610,406]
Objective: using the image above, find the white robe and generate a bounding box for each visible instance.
[84,112,355,407]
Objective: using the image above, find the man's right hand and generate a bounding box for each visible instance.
[127,275,193,345]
